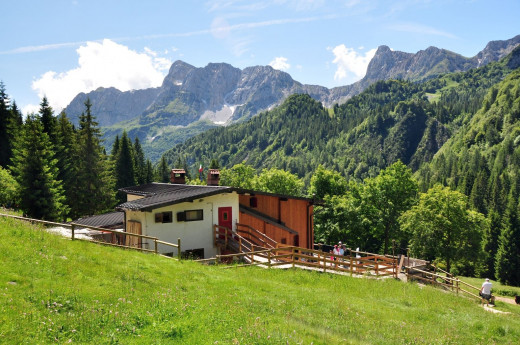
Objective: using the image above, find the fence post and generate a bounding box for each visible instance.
[177,238,181,260]
[456,279,459,295]
[216,255,220,265]
[350,249,354,276]
[375,260,379,277]
[71,224,75,241]
[154,238,158,254]
[268,250,271,269]
[323,251,327,273]
[292,247,295,268]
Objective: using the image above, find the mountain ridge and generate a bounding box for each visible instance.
[62,35,520,161]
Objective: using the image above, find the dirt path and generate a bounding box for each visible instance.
[495,295,517,305]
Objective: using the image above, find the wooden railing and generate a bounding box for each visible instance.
[0,213,181,260]
[405,266,481,300]
[213,224,269,254]
[236,223,278,249]
[198,244,397,278]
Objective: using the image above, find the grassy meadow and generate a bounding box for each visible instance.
[1,215,520,344]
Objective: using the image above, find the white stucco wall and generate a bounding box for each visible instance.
[124,191,239,258]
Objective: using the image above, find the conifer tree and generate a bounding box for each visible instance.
[133,137,146,185]
[209,159,220,169]
[39,97,58,146]
[115,131,136,203]
[144,159,154,183]
[111,135,120,161]
[10,116,67,220]
[75,98,115,216]
[0,82,15,168]
[479,210,502,279]
[55,111,79,218]
[156,156,170,183]
[9,101,23,127]
[495,196,520,286]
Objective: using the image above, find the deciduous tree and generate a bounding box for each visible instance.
[400,184,487,273]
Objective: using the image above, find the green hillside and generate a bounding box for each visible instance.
[162,47,520,184]
[1,216,519,344]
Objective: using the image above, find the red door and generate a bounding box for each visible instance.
[218,207,232,239]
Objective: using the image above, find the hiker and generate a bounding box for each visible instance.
[480,278,495,305]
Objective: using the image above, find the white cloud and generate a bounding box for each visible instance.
[31,39,171,111]
[330,45,376,84]
[269,57,291,71]
[22,104,40,116]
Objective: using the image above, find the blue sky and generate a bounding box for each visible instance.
[1,0,519,115]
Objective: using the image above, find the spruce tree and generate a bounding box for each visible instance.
[111,135,120,161]
[156,156,170,183]
[39,97,58,146]
[75,98,115,216]
[479,210,502,279]
[133,137,146,185]
[10,116,67,220]
[55,111,80,218]
[495,196,520,286]
[115,131,136,203]
[0,82,13,168]
[144,159,154,183]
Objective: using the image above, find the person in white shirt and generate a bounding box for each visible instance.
[480,278,495,305]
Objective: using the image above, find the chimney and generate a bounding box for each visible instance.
[207,169,220,186]
[170,169,186,184]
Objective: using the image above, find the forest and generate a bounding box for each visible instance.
[1,46,519,286]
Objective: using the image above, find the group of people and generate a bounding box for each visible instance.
[331,241,350,268]
[332,241,346,257]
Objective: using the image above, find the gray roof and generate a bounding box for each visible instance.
[117,183,233,211]
[73,211,124,228]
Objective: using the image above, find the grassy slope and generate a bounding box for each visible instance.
[1,217,519,344]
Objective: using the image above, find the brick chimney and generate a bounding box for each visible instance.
[170,169,186,184]
[207,169,220,186]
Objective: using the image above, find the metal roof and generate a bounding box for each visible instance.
[73,211,124,228]
[117,183,233,211]
[117,183,318,212]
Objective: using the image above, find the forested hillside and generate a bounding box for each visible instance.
[163,46,520,183]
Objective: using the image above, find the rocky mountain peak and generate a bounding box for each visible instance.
[474,34,520,66]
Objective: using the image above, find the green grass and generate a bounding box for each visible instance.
[1,216,520,344]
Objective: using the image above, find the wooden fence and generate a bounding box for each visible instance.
[204,226,398,278]
[405,266,481,301]
[0,213,181,259]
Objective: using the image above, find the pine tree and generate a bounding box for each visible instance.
[39,97,58,146]
[111,135,120,160]
[210,159,220,169]
[156,156,170,183]
[479,210,502,279]
[144,159,154,183]
[55,111,80,218]
[115,131,136,203]
[495,196,520,286]
[10,116,67,220]
[133,137,146,185]
[75,98,115,216]
[0,82,14,168]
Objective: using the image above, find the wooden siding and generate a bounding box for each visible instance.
[238,194,313,249]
